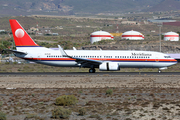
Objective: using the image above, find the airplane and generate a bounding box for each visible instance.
[7,19,177,73]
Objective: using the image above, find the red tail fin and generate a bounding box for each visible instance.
[9,19,39,46]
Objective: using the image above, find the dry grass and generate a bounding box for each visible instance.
[1,88,180,119]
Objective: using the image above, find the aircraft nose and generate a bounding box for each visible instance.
[173,58,178,65]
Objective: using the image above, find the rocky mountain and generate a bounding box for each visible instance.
[145,0,180,12]
[0,0,180,16]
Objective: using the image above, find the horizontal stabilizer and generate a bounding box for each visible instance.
[3,49,27,54]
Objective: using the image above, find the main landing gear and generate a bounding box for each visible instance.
[89,68,96,73]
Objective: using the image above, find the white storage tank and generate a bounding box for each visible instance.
[121,30,144,40]
[164,31,179,41]
[90,31,114,44]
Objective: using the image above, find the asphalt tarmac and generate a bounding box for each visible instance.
[0,72,179,76]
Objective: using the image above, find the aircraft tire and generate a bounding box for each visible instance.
[89,68,95,73]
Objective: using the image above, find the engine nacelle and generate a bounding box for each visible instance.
[99,62,120,71]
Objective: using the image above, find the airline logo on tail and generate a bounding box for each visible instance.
[15,29,25,38]
[9,19,39,47]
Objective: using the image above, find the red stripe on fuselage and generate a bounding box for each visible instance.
[23,58,177,62]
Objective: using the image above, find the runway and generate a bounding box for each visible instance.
[0,72,179,76]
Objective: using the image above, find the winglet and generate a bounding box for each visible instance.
[73,47,77,50]
[58,45,69,57]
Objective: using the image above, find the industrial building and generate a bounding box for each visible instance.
[121,30,144,40]
[90,31,114,44]
[164,32,179,41]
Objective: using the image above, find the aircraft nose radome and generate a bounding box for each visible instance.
[173,59,178,65]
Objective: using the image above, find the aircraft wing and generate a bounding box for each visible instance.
[3,49,27,55]
[72,57,102,68]
[58,45,102,67]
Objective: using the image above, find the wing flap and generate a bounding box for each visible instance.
[74,57,102,64]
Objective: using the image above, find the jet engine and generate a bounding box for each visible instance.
[99,62,120,71]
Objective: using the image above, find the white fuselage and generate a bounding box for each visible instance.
[15,46,177,68]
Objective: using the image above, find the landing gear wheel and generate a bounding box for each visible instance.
[89,68,96,73]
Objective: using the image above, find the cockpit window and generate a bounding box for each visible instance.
[164,56,171,58]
